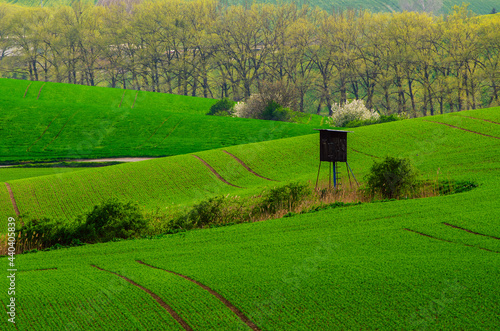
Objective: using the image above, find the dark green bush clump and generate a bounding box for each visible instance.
[258,182,311,214]
[206,98,235,116]
[171,196,243,229]
[76,199,149,242]
[365,156,419,199]
[259,101,291,122]
[16,199,149,249]
[438,180,479,195]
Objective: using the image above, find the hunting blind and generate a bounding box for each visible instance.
[314,129,358,190]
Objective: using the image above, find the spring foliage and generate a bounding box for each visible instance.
[328,99,380,127]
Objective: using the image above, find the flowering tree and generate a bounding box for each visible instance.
[328,99,380,127]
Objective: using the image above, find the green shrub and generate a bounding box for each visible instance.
[260,101,291,122]
[16,217,82,248]
[364,156,419,199]
[258,182,311,214]
[206,98,235,116]
[171,196,245,229]
[76,199,149,242]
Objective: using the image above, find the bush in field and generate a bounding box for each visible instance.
[76,199,149,242]
[364,156,419,199]
[328,99,380,127]
[258,182,311,214]
[15,217,81,249]
[206,98,235,116]
[172,196,244,229]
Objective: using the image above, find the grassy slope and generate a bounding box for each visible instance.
[0,107,499,329]
[0,167,86,182]
[2,107,499,223]
[0,0,497,15]
[0,78,323,162]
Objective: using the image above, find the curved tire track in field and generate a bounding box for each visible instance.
[136,116,172,149]
[137,260,261,331]
[403,228,500,253]
[349,147,380,159]
[91,265,193,331]
[453,114,500,125]
[27,114,60,152]
[23,83,32,98]
[222,150,277,182]
[192,155,243,188]
[155,119,185,147]
[43,111,81,150]
[443,222,500,240]
[37,83,45,100]
[5,183,20,217]
[423,120,500,140]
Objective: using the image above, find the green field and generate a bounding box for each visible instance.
[0,79,324,162]
[1,0,498,15]
[0,106,499,329]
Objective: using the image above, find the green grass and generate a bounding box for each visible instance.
[0,106,499,329]
[0,78,324,162]
[0,167,86,182]
[3,106,498,224]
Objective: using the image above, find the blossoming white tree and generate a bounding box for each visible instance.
[328,99,380,127]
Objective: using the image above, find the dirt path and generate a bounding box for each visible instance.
[403,228,499,253]
[443,222,500,240]
[5,183,20,216]
[91,265,193,331]
[137,260,261,331]
[222,150,277,182]
[192,155,242,188]
[423,120,500,140]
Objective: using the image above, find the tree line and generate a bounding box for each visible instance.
[0,1,499,116]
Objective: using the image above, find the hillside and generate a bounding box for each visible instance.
[0,79,323,162]
[2,107,498,225]
[0,106,499,329]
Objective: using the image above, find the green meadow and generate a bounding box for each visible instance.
[0,74,499,329]
[0,79,323,162]
[0,105,498,329]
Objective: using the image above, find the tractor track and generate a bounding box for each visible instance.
[91,264,193,331]
[5,183,20,217]
[137,260,261,331]
[222,150,277,181]
[403,228,500,253]
[442,222,500,240]
[192,155,243,188]
[423,120,500,140]
[349,147,380,159]
[42,111,81,150]
[452,114,500,125]
[27,114,60,152]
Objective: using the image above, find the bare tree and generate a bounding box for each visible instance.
[399,0,443,14]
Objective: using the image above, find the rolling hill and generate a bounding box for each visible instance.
[0,105,499,329]
[0,78,323,162]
